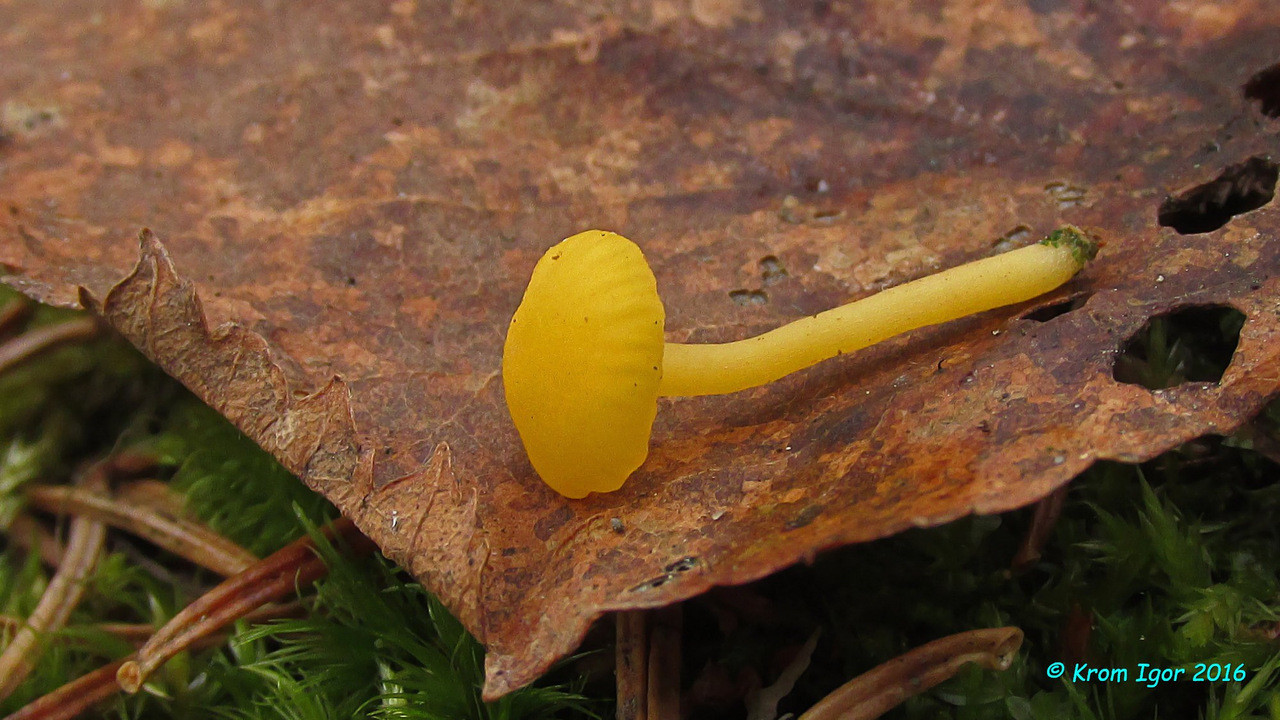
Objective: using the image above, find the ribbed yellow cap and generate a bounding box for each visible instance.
[502,231,665,498]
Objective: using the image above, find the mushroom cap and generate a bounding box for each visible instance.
[502,230,665,498]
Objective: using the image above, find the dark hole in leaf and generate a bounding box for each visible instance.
[1113,305,1246,390]
[992,225,1032,254]
[759,255,788,285]
[664,556,698,573]
[1045,181,1087,209]
[1157,156,1278,234]
[1244,63,1280,119]
[729,289,768,306]
[629,575,669,592]
[803,176,828,193]
[1022,293,1091,322]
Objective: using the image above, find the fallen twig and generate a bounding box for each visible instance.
[799,627,1024,720]
[2,599,305,648]
[746,629,821,720]
[2,600,309,720]
[116,516,376,693]
[114,480,187,519]
[645,605,682,720]
[0,297,33,337]
[3,658,127,720]
[614,604,683,720]
[0,318,100,375]
[4,513,64,567]
[1012,486,1069,571]
[0,497,107,700]
[25,483,258,577]
[615,611,648,720]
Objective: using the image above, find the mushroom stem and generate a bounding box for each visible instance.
[658,227,1096,397]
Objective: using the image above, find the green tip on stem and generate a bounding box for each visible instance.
[1039,225,1099,266]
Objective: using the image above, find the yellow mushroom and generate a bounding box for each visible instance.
[503,227,1098,498]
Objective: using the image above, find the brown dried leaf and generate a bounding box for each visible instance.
[3,1,1280,697]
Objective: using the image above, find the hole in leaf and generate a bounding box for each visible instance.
[629,575,669,592]
[729,289,768,306]
[803,176,829,193]
[1044,181,1087,209]
[992,225,1032,254]
[1022,293,1091,322]
[664,556,699,574]
[1157,156,1278,234]
[1113,305,1246,390]
[1244,63,1280,118]
[759,255,788,285]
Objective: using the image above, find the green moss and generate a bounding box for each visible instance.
[0,288,600,718]
[1038,225,1100,265]
[182,523,596,720]
[133,399,337,556]
[694,433,1280,720]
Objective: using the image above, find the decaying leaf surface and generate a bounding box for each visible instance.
[3,0,1280,697]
